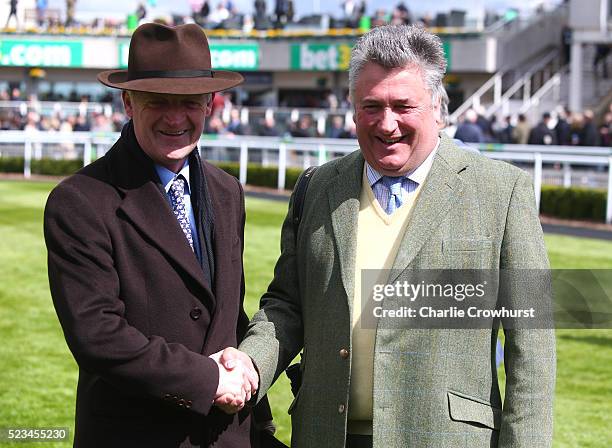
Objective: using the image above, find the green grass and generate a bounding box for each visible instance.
[0,180,611,447]
[542,234,612,448]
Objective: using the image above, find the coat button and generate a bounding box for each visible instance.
[178,399,186,407]
[338,403,345,414]
[190,307,202,320]
[185,400,193,409]
[339,348,349,359]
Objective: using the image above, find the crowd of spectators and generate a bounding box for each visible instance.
[453,104,612,147]
[167,1,487,32]
[1,107,125,134]
[175,1,495,32]
[203,94,357,138]
[0,79,612,146]
[0,88,359,140]
[3,0,505,34]
[2,83,610,147]
[0,87,125,133]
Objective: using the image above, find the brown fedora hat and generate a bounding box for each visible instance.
[97,23,244,95]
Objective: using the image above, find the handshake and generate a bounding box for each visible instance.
[210,347,258,414]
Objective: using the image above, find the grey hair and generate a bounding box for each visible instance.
[349,25,447,108]
[438,86,449,127]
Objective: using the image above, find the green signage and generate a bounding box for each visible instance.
[0,40,83,67]
[119,42,259,70]
[291,41,452,71]
[119,42,129,69]
[443,41,451,71]
[290,43,352,71]
[211,44,259,71]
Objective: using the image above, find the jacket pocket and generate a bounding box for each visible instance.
[447,390,501,430]
[443,239,493,252]
[287,356,305,415]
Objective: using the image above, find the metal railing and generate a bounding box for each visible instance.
[485,50,562,118]
[0,99,355,137]
[449,72,504,124]
[450,50,563,124]
[519,72,563,121]
[0,100,115,118]
[1,131,610,223]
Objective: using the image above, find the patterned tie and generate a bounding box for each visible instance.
[169,175,194,251]
[381,176,404,215]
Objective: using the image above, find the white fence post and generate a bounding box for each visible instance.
[24,140,32,179]
[318,143,326,166]
[278,143,287,190]
[239,142,248,186]
[83,141,92,167]
[303,151,311,170]
[563,162,571,188]
[494,73,502,107]
[534,153,542,211]
[523,78,531,106]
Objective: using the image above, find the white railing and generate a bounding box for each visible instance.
[485,50,562,118]
[449,72,504,124]
[0,100,354,138]
[0,100,115,118]
[519,72,563,122]
[1,131,610,223]
[450,49,563,124]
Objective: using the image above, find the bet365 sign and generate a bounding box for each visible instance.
[292,41,451,72]
[290,43,352,71]
[0,40,83,67]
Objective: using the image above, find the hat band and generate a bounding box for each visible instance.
[128,69,214,80]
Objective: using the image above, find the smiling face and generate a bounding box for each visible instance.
[122,91,212,173]
[353,62,441,176]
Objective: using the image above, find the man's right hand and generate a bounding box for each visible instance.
[210,348,258,414]
[217,347,259,393]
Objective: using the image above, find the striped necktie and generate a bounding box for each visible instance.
[169,175,194,251]
[381,176,404,215]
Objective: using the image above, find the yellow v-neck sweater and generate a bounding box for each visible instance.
[347,168,422,433]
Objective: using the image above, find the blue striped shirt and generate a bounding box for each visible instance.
[366,140,440,212]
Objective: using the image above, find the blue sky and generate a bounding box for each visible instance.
[46,0,561,23]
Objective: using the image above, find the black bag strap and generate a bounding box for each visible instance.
[285,166,316,397]
[292,166,317,243]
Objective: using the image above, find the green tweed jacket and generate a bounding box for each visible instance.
[240,133,556,447]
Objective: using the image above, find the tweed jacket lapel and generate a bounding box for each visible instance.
[327,151,364,303]
[388,133,468,282]
[109,124,215,309]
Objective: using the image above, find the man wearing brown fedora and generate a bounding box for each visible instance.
[44,23,276,447]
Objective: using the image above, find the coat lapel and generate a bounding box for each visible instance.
[388,134,468,283]
[119,186,214,297]
[108,126,215,308]
[327,152,364,302]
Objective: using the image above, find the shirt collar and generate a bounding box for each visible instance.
[366,137,440,187]
[155,160,191,194]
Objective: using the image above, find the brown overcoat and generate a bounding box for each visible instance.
[44,123,262,447]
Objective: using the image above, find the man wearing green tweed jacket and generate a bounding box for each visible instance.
[221,24,555,447]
